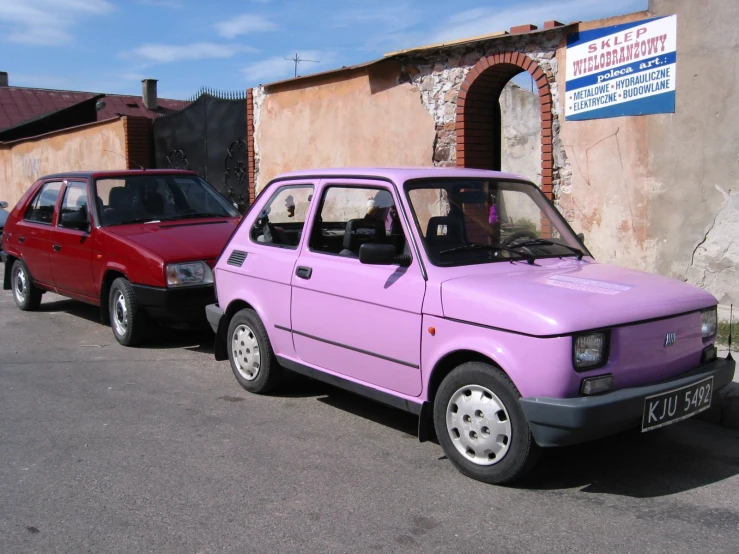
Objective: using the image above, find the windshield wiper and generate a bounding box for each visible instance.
[161,212,225,221]
[439,243,535,264]
[509,239,584,260]
[114,217,160,225]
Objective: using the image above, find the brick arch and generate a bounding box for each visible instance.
[456,52,554,199]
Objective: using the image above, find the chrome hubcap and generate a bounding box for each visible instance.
[446,385,512,466]
[13,268,27,303]
[232,324,260,381]
[112,291,128,336]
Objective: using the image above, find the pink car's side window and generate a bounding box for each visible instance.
[250,184,313,249]
[308,185,407,259]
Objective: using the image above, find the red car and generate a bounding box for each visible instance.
[0,170,241,346]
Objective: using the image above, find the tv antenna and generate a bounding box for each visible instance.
[285,53,320,78]
[104,149,144,170]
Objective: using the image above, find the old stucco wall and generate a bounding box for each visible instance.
[500,82,541,182]
[558,1,738,316]
[253,63,436,193]
[0,118,127,208]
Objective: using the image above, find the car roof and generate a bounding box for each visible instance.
[268,166,530,184]
[36,169,198,180]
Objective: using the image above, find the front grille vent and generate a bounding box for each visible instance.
[227,250,247,267]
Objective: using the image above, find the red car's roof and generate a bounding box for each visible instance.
[38,169,198,180]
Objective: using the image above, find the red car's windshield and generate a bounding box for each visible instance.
[95,174,240,226]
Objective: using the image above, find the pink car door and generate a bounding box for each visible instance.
[226,182,315,358]
[290,180,426,396]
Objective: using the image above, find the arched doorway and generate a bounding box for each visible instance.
[456,52,554,200]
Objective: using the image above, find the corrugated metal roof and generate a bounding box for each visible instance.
[0,86,189,131]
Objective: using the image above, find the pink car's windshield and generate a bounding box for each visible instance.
[404,178,590,266]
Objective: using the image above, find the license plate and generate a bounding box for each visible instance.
[641,376,713,432]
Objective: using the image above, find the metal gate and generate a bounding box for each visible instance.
[152,88,249,211]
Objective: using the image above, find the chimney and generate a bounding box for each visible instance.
[0,72,8,87]
[142,78,158,110]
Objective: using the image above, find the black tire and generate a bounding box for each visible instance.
[433,362,541,485]
[108,277,145,346]
[227,308,282,394]
[11,260,42,311]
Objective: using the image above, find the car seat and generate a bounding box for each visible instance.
[426,216,466,254]
[339,218,385,257]
[105,187,134,225]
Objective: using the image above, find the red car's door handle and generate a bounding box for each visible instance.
[18,236,24,243]
[53,244,61,252]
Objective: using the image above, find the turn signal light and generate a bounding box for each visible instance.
[580,375,613,396]
[701,345,717,364]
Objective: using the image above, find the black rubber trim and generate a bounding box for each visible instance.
[443,307,708,340]
[275,325,419,369]
[277,356,423,415]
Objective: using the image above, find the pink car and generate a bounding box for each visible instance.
[206,168,735,484]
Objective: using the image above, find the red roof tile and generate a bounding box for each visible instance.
[0,86,190,131]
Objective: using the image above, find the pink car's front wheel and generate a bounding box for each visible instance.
[227,308,283,394]
[433,362,541,485]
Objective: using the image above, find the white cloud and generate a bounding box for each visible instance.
[127,42,257,64]
[241,50,336,84]
[428,0,647,44]
[0,0,113,45]
[214,14,277,39]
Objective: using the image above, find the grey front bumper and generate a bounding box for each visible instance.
[520,355,735,447]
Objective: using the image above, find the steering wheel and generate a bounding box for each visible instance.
[501,230,538,248]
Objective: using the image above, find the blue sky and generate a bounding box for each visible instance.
[0,0,647,100]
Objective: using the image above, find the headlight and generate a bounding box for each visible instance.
[700,307,717,339]
[166,261,213,287]
[573,332,609,370]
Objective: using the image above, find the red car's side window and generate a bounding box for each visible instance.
[23,181,62,225]
[58,182,90,230]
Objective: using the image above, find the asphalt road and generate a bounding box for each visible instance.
[1,277,739,553]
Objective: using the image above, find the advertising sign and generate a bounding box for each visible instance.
[565,15,677,121]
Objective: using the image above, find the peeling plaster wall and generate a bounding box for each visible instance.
[0,118,127,208]
[649,0,739,314]
[558,2,739,316]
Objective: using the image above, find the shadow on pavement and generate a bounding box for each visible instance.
[36,296,216,353]
[316,388,419,438]
[287,378,739,496]
[37,297,104,325]
[520,420,739,497]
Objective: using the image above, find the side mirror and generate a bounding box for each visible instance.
[359,243,397,265]
[61,210,89,231]
[0,201,8,209]
[577,232,585,243]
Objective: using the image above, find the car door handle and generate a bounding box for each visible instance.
[53,244,61,252]
[295,266,312,279]
[18,236,24,243]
